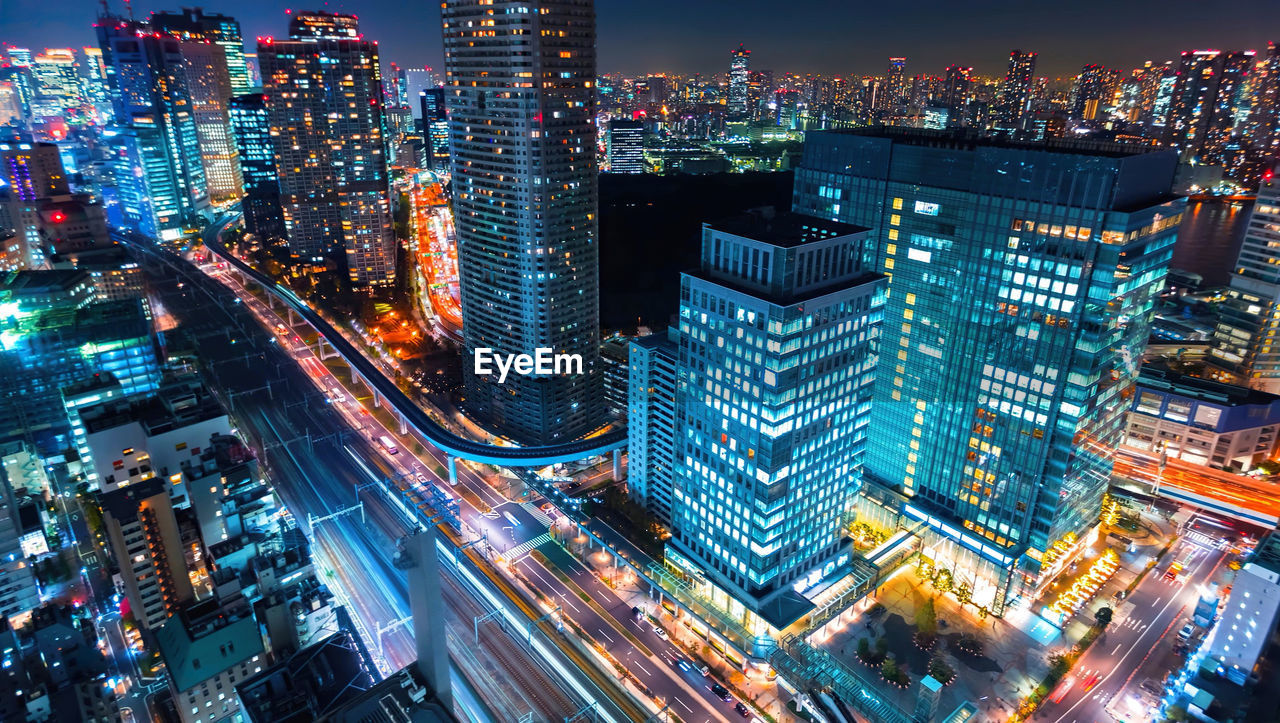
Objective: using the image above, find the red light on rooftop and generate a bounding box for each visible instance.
[51,211,66,223]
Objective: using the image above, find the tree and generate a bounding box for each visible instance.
[954,581,973,606]
[857,637,871,662]
[881,656,900,683]
[916,597,938,638]
[874,637,888,659]
[1095,606,1114,627]
[928,656,955,684]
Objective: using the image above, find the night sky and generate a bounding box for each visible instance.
[4,0,1279,78]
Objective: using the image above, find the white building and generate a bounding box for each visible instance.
[1204,534,1280,684]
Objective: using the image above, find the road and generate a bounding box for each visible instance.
[195,227,740,722]
[1113,445,1280,527]
[1039,535,1226,723]
[132,236,598,722]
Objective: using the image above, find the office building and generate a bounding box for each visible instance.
[28,49,84,122]
[663,210,884,631]
[228,92,285,240]
[97,16,210,240]
[1203,532,1280,685]
[151,7,253,95]
[793,129,1182,615]
[729,45,750,119]
[173,41,243,204]
[0,271,160,455]
[442,0,603,444]
[1,137,71,267]
[1126,367,1280,472]
[259,11,396,286]
[941,65,972,128]
[1208,171,1280,390]
[1244,43,1280,177]
[996,50,1036,134]
[100,476,194,629]
[885,57,908,113]
[79,46,112,122]
[1164,50,1254,167]
[627,329,677,526]
[403,67,437,117]
[235,631,375,722]
[607,119,644,173]
[418,87,449,172]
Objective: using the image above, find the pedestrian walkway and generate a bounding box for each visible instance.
[505,533,552,561]
[522,502,553,527]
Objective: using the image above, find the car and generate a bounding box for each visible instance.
[711,683,732,702]
[734,702,751,717]
[415,473,428,484]
[653,626,668,640]
[1083,673,1101,691]
[632,606,645,621]
[1163,569,1178,582]
[330,388,346,403]
[699,664,710,676]
[1178,623,1195,642]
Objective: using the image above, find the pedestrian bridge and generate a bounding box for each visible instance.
[199,215,628,470]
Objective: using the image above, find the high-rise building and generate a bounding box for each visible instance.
[441,0,603,444]
[941,65,972,128]
[174,41,243,204]
[1164,50,1255,166]
[996,50,1036,134]
[259,11,396,286]
[403,67,437,118]
[728,45,750,119]
[1244,43,1280,180]
[150,8,253,95]
[0,461,39,621]
[78,47,112,123]
[29,49,85,122]
[228,93,285,240]
[1071,63,1119,121]
[99,476,194,629]
[607,119,644,173]
[97,16,210,240]
[662,210,884,631]
[1208,169,1280,391]
[793,129,1182,615]
[627,330,676,526]
[418,88,449,172]
[885,57,908,113]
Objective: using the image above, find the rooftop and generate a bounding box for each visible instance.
[826,126,1162,160]
[705,208,867,248]
[156,607,264,693]
[1137,367,1280,407]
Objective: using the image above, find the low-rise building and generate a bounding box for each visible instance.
[1203,532,1280,684]
[1126,367,1280,472]
[99,476,194,630]
[156,596,266,723]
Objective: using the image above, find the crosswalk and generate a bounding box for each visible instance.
[505,533,552,561]
[522,502,553,527]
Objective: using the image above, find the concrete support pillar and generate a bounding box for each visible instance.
[447,456,459,486]
[287,307,298,327]
[398,412,408,435]
[396,529,452,711]
[373,390,381,408]
[613,448,623,481]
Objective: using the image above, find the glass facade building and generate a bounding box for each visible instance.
[607,119,644,174]
[667,211,884,630]
[793,129,1182,614]
[150,8,254,96]
[441,0,603,444]
[228,93,285,240]
[258,12,396,286]
[1208,169,1280,392]
[628,329,678,526]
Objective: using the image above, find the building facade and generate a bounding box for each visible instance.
[666,211,884,632]
[607,119,644,173]
[151,7,253,95]
[228,93,285,240]
[441,0,603,444]
[1208,171,1280,391]
[100,477,194,630]
[628,330,677,526]
[258,12,396,286]
[996,50,1037,135]
[792,129,1182,615]
[1163,50,1254,168]
[729,45,750,120]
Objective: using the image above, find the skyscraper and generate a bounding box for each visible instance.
[29,49,84,122]
[418,88,449,172]
[1207,169,1280,391]
[1164,50,1255,166]
[885,57,908,114]
[793,129,1182,616]
[441,0,603,444]
[729,45,750,119]
[1244,44,1280,179]
[228,93,285,240]
[259,11,396,286]
[664,210,884,631]
[174,41,243,204]
[150,8,253,95]
[941,65,972,128]
[996,50,1037,135]
[97,16,209,239]
[1071,63,1118,121]
[607,119,644,173]
[99,476,193,630]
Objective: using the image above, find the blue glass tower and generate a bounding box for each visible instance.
[667,210,885,632]
[228,92,285,240]
[792,129,1183,614]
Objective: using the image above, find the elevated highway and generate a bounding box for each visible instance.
[1113,444,1280,528]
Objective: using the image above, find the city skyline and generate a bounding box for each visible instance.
[4,0,1280,78]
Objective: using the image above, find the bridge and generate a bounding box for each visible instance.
[174,215,627,474]
[1112,445,1280,528]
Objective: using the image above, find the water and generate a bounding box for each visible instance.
[1171,199,1254,288]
